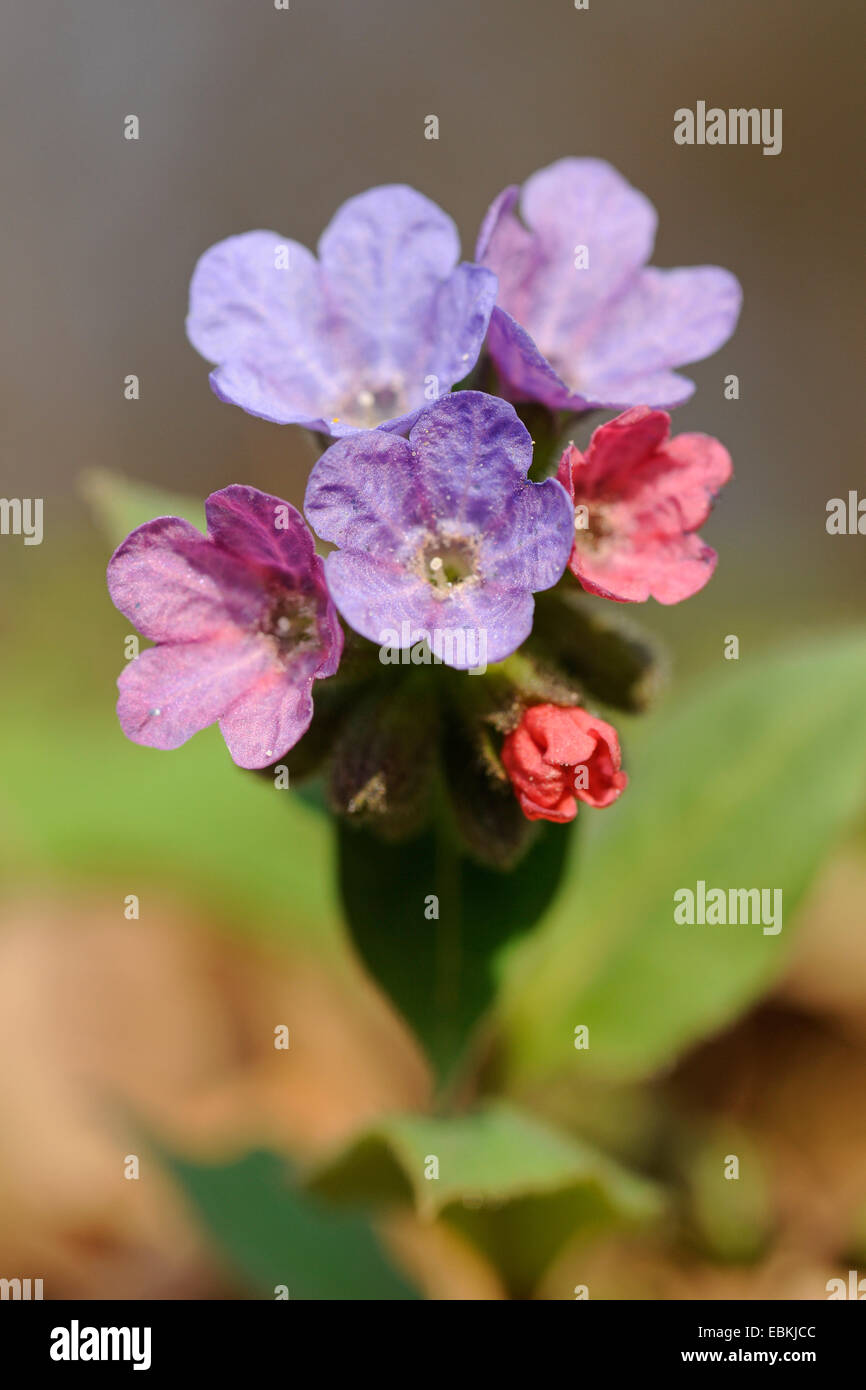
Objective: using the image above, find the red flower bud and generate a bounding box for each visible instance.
[501,703,627,824]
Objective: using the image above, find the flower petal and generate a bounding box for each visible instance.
[107,516,263,642]
[219,665,315,769]
[304,430,420,549]
[116,634,272,751]
[317,185,496,407]
[428,261,498,392]
[322,551,431,648]
[187,231,340,427]
[186,231,321,358]
[188,193,495,433]
[523,705,598,767]
[575,530,719,605]
[475,185,539,311]
[206,485,314,577]
[481,477,574,592]
[577,407,671,495]
[656,433,733,530]
[480,159,656,356]
[577,266,742,405]
[485,307,592,411]
[317,185,460,377]
[417,584,536,666]
[307,396,546,552]
[518,158,656,341]
[502,722,577,821]
[208,359,335,431]
[407,391,534,530]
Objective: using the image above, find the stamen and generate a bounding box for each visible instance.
[337,378,408,428]
[261,591,317,657]
[413,532,481,596]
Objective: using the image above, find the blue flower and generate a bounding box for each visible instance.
[304,392,573,668]
[187,186,497,436]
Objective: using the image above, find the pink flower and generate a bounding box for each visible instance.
[107,485,343,769]
[501,703,627,824]
[556,406,732,604]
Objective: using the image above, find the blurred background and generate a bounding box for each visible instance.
[0,0,864,1299]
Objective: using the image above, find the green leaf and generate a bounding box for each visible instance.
[337,818,572,1084]
[82,468,206,545]
[681,1126,773,1263]
[164,1149,420,1300]
[499,631,866,1084]
[311,1101,662,1296]
[0,715,340,949]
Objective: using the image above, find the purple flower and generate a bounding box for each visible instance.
[186,186,497,437]
[303,391,574,669]
[476,158,742,412]
[107,486,343,769]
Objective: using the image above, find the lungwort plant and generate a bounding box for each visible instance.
[91,159,866,1297]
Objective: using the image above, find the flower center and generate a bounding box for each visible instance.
[413,534,481,598]
[545,347,585,397]
[260,591,318,657]
[333,378,408,429]
[573,500,614,550]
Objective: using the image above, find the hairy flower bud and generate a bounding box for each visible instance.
[328,681,437,840]
[530,586,662,712]
[442,722,537,870]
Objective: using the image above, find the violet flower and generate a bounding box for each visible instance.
[303,391,574,669]
[187,186,497,436]
[107,486,343,768]
[477,157,742,412]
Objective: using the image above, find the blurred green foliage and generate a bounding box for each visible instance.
[311,1101,662,1296]
[82,468,206,542]
[163,1149,419,1300]
[499,631,866,1084]
[680,1125,773,1264]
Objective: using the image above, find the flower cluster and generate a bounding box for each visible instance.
[109,159,738,843]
